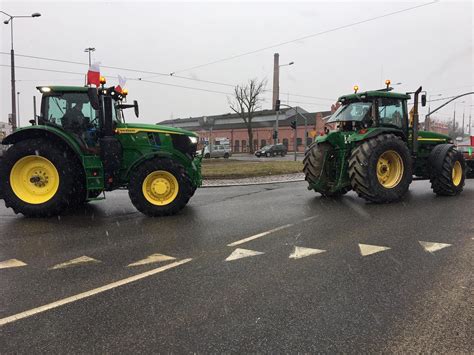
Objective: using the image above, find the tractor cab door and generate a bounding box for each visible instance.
[376,98,408,140]
[41,92,101,151]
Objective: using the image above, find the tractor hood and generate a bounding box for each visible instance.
[115,123,197,137]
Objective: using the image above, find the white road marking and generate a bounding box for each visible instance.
[127,253,176,267]
[0,259,27,269]
[50,256,101,270]
[227,224,293,247]
[358,243,391,256]
[225,248,264,261]
[289,246,326,259]
[302,216,318,222]
[419,241,452,253]
[0,258,192,327]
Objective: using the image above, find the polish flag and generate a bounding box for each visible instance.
[87,62,101,87]
[115,75,127,93]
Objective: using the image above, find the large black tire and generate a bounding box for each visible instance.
[429,145,466,196]
[303,142,349,197]
[348,134,412,203]
[128,158,193,216]
[0,138,83,217]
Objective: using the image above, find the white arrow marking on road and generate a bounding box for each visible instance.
[419,241,452,253]
[0,258,192,327]
[127,253,176,267]
[50,256,101,270]
[225,248,264,261]
[358,243,391,256]
[289,246,326,259]
[227,224,294,247]
[0,259,27,269]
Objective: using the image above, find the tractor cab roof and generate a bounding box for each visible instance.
[36,85,89,93]
[338,90,410,103]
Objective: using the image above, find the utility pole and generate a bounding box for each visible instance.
[84,47,95,66]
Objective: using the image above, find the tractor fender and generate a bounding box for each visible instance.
[3,127,84,159]
[428,143,455,174]
[125,151,175,179]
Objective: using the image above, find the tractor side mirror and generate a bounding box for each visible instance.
[88,87,100,110]
[421,94,427,107]
[134,100,139,118]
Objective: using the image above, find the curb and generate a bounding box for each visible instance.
[201,178,305,188]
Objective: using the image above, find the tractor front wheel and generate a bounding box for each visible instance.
[128,158,193,216]
[348,134,412,203]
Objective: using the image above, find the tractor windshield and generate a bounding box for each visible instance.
[327,102,372,123]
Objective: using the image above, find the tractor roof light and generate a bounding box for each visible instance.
[385,79,391,88]
[122,88,128,96]
[99,76,107,85]
[353,85,359,93]
[40,87,51,93]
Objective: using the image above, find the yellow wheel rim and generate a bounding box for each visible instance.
[452,161,462,186]
[10,155,60,204]
[376,150,404,189]
[142,170,179,206]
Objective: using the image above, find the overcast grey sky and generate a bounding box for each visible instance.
[1,0,472,127]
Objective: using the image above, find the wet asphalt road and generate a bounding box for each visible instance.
[0,180,473,353]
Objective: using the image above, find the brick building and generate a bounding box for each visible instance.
[159,107,331,152]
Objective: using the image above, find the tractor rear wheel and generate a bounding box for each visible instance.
[429,145,466,196]
[128,158,193,216]
[0,138,82,217]
[303,142,348,197]
[348,134,412,203]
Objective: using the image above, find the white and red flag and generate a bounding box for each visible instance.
[115,75,127,93]
[87,62,101,87]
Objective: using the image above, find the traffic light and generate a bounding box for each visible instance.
[273,130,278,139]
[275,99,280,111]
[290,120,297,130]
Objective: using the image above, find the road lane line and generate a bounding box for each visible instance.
[225,248,264,261]
[127,253,176,267]
[289,246,326,259]
[50,256,101,270]
[419,241,452,253]
[0,258,192,327]
[0,259,27,269]
[227,224,293,247]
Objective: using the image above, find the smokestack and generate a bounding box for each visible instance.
[272,53,279,110]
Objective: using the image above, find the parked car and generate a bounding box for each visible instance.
[199,145,232,159]
[255,144,287,157]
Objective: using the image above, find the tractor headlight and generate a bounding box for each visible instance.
[189,136,198,144]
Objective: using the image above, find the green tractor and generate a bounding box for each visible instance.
[0,81,202,217]
[303,82,467,203]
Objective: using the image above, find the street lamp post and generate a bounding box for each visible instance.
[272,53,294,143]
[1,10,41,131]
[16,91,20,128]
[84,47,95,66]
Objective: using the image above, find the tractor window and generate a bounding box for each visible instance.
[328,102,373,122]
[44,93,99,130]
[378,98,404,129]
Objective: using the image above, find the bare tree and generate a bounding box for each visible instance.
[228,78,267,153]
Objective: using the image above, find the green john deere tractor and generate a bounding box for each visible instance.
[303,83,467,203]
[0,81,202,217]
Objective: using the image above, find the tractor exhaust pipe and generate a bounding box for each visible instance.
[412,86,422,157]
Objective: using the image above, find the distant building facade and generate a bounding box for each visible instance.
[159,107,331,152]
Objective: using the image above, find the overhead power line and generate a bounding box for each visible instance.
[0,51,335,101]
[170,1,438,74]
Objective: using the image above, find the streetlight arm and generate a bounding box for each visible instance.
[0,10,12,18]
[426,92,474,119]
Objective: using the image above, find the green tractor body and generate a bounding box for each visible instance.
[1,85,202,216]
[303,86,466,202]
